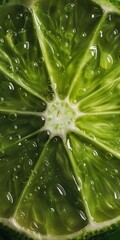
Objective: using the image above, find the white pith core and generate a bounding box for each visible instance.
[42,96,83,138]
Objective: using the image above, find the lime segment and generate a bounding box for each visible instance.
[13,137,88,235]
[77,76,120,114]
[0,72,46,113]
[67,132,120,222]
[33,0,103,98]
[0,5,53,102]
[76,114,120,157]
[69,12,120,103]
[0,112,48,217]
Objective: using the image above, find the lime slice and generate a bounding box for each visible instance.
[0,0,120,239]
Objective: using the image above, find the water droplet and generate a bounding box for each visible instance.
[39,57,44,64]
[17,165,21,169]
[77,88,87,96]
[53,137,58,143]
[111,168,119,175]
[82,32,87,37]
[34,152,39,157]
[56,184,66,196]
[0,38,4,43]
[30,221,39,230]
[19,211,25,218]
[67,139,72,151]
[79,211,87,221]
[114,191,120,200]
[0,97,4,102]
[14,124,18,130]
[107,54,113,64]
[65,14,69,19]
[33,62,38,67]
[90,45,97,59]
[24,41,29,49]
[99,30,103,38]
[32,142,37,148]
[72,175,81,192]
[13,31,17,37]
[56,62,61,68]
[47,93,54,102]
[100,53,113,69]
[1,115,6,119]
[104,167,108,172]
[65,41,69,48]
[33,170,38,176]
[7,14,11,19]
[50,207,55,212]
[72,28,76,33]
[93,150,98,156]
[72,99,77,104]
[6,192,14,203]
[91,14,95,19]
[61,26,65,32]
[113,28,119,35]
[64,3,75,12]
[34,186,40,192]
[26,193,33,199]
[16,13,23,20]
[22,92,28,98]
[106,152,113,160]
[89,133,96,139]
[47,84,53,92]
[41,101,47,109]
[28,181,32,186]
[28,159,33,166]
[8,82,14,90]
[14,58,20,64]
[13,174,19,181]
[108,14,112,21]
[18,142,22,146]
[9,113,17,121]
[90,180,94,185]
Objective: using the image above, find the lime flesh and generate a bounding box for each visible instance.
[0,0,120,239]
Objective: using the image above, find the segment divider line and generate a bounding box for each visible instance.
[0,109,42,116]
[12,138,50,218]
[73,127,120,158]
[32,10,58,98]
[76,76,120,106]
[67,12,107,96]
[0,65,46,102]
[0,128,44,153]
[79,111,120,116]
[63,139,93,224]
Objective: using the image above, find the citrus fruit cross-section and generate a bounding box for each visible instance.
[0,0,120,240]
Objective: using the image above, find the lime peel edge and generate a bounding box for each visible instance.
[0,216,120,240]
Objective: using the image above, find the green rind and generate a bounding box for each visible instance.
[1,0,119,238]
[0,223,31,240]
[0,218,120,240]
[75,226,120,240]
[74,223,120,240]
